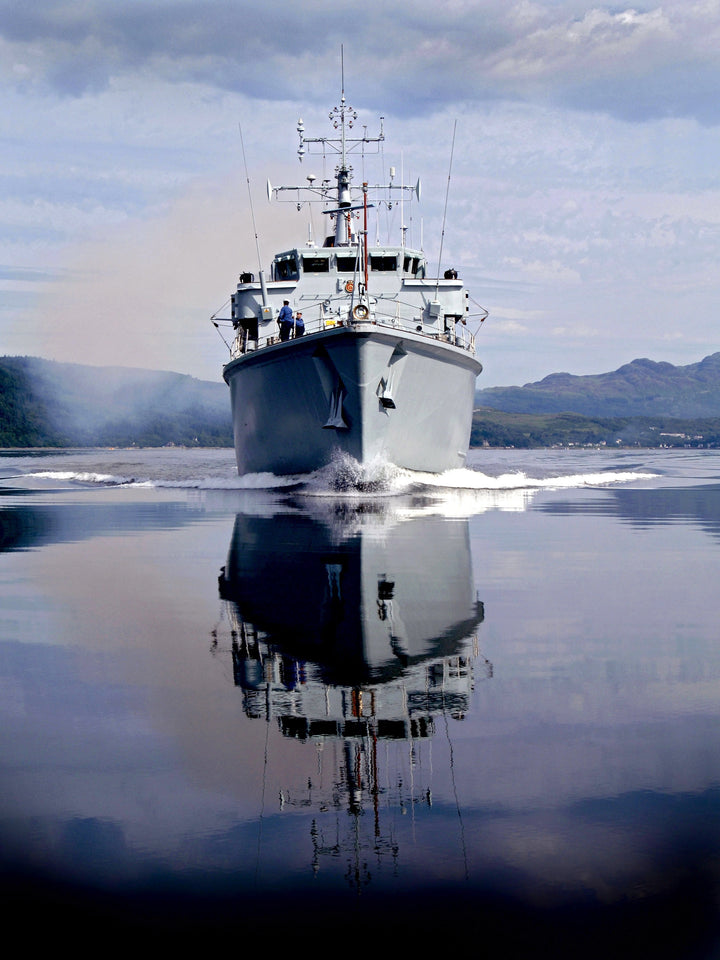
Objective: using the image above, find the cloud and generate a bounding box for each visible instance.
[2,1,720,123]
[4,1,720,389]
[503,256,582,283]
[21,163,311,380]
[0,266,58,283]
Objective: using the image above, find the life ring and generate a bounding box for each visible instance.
[345,280,354,293]
[352,303,369,320]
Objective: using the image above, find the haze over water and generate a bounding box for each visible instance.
[1,446,719,956]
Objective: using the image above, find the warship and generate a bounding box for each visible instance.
[213,501,490,886]
[218,92,485,476]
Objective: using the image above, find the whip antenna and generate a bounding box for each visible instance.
[239,122,269,307]
[435,119,457,299]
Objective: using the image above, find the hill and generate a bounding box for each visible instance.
[478,353,720,418]
[0,356,233,447]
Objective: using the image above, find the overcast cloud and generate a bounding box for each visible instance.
[2,0,720,385]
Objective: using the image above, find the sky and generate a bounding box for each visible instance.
[2,0,720,388]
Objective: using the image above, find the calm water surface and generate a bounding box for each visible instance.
[1,447,719,955]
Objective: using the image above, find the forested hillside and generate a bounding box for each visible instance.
[0,357,233,447]
[471,408,720,448]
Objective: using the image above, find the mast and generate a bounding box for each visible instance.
[363,181,369,290]
[330,93,356,247]
[269,86,419,250]
[337,43,349,247]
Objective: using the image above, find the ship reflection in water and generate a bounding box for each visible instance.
[214,500,489,886]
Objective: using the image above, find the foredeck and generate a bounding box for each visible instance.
[223,244,479,361]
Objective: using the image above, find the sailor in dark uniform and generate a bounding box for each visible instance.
[278,301,293,341]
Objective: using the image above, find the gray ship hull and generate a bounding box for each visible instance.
[223,324,482,475]
[219,507,484,687]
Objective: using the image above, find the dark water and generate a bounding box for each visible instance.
[1,448,719,955]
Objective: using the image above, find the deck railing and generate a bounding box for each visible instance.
[230,309,476,360]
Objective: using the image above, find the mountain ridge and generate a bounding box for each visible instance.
[478,352,720,417]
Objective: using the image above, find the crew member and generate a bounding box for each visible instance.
[278,301,293,341]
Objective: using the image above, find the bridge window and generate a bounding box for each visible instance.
[302,256,330,273]
[336,256,358,272]
[370,255,397,272]
[275,257,298,280]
